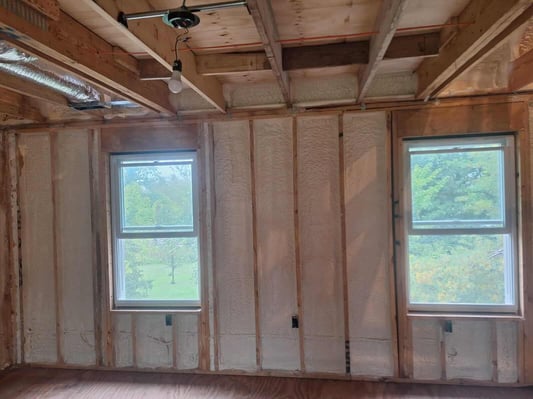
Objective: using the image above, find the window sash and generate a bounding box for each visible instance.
[110,151,200,309]
[404,136,514,235]
[110,152,199,237]
[401,134,519,313]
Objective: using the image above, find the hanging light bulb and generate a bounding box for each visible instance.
[168,59,183,94]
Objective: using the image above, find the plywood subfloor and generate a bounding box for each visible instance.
[0,368,532,399]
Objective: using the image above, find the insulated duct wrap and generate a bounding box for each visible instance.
[0,42,101,102]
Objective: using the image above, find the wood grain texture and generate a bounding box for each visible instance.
[297,115,344,374]
[100,126,199,153]
[343,112,395,377]
[1,368,533,398]
[0,133,11,369]
[393,101,528,384]
[253,118,299,371]
[212,120,256,371]
[393,102,527,138]
[18,133,57,364]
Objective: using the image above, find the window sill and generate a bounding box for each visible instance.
[407,312,523,320]
[111,307,202,314]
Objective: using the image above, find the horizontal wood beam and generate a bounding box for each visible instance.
[139,59,170,81]
[0,87,44,121]
[0,6,174,114]
[509,48,533,91]
[197,52,271,76]
[21,0,60,20]
[358,0,408,102]
[247,0,290,104]
[0,71,67,106]
[416,0,532,100]
[86,0,226,113]
[195,33,440,76]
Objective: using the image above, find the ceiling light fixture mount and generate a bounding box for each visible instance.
[118,1,248,29]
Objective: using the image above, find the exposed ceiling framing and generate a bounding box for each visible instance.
[0,0,531,123]
[247,0,290,104]
[0,4,174,113]
[0,87,43,122]
[66,0,226,113]
[416,0,532,100]
[357,0,408,102]
[509,48,533,91]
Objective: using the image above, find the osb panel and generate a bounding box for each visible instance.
[253,118,299,371]
[297,115,345,374]
[101,125,199,153]
[343,112,394,377]
[18,133,57,364]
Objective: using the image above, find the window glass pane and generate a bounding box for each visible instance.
[117,237,199,302]
[410,148,504,229]
[121,162,194,233]
[408,234,514,306]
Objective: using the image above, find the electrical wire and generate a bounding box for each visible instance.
[104,21,474,56]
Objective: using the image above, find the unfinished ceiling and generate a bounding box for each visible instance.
[0,0,531,125]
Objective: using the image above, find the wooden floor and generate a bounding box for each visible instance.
[0,368,532,398]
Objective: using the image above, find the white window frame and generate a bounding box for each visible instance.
[110,151,201,310]
[402,134,519,314]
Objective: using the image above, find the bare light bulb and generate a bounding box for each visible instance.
[168,59,183,94]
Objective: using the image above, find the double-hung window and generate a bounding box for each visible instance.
[110,152,200,310]
[402,134,518,313]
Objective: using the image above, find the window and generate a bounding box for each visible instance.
[402,135,518,313]
[110,152,200,309]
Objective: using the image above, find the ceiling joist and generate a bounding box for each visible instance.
[509,48,533,91]
[416,0,532,100]
[77,0,226,113]
[247,0,290,104]
[0,5,174,114]
[0,86,44,122]
[191,32,440,76]
[21,0,60,20]
[0,71,67,107]
[357,0,408,102]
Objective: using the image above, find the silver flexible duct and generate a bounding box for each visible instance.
[0,42,100,102]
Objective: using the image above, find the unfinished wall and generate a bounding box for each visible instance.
[5,99,532,383]
[0,132,13,369]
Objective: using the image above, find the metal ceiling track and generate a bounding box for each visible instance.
[118,1,248,24]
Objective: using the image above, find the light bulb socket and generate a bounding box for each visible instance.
[172,59,182,72]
